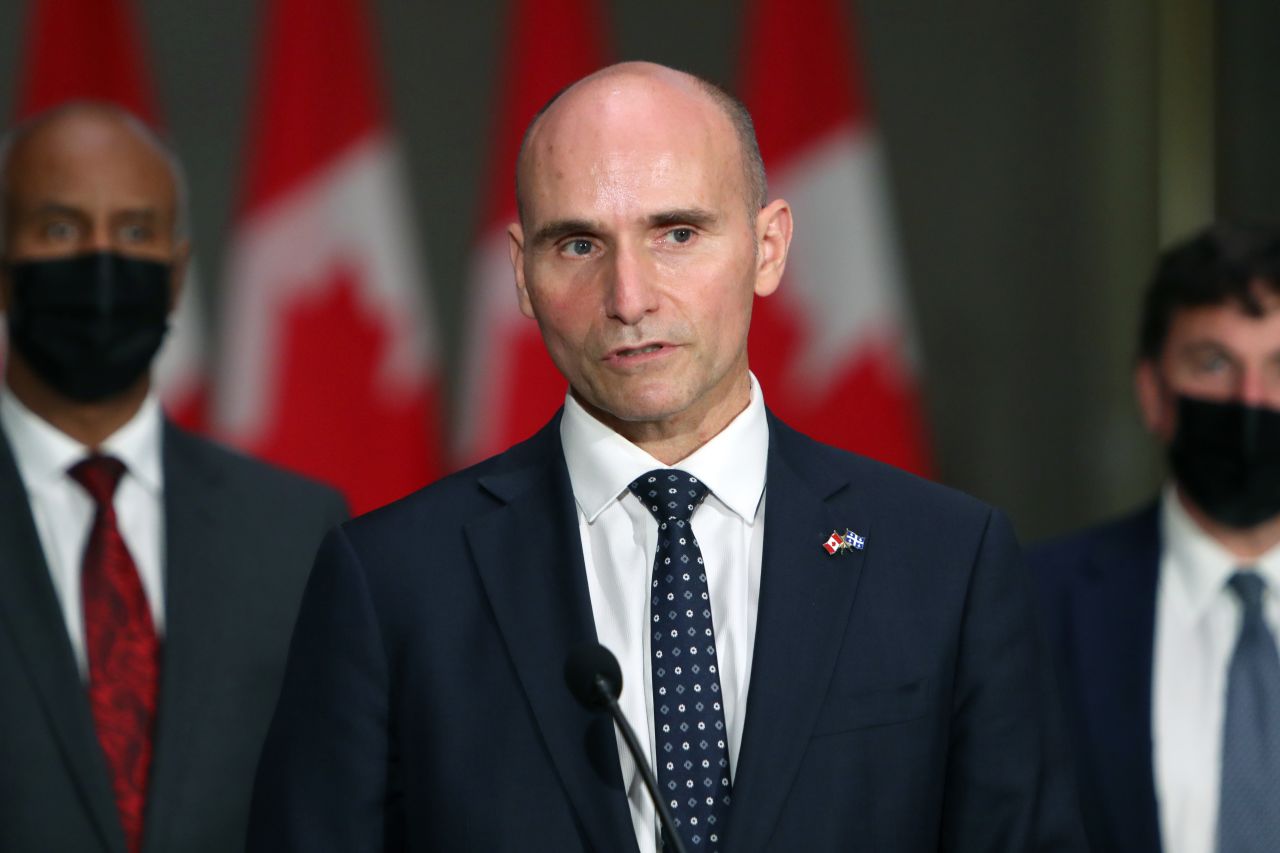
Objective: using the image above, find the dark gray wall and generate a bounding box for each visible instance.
[1,1,1264,541]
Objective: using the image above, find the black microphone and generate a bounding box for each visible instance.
[565,643,690,853]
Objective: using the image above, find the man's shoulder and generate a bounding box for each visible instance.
[767,414,992,525]
[1027,502,1160,584]
[163,422,347,514]
[341,417,564,541]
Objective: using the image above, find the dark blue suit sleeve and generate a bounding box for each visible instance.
[247,525,401,852]
[941,509,1087,851]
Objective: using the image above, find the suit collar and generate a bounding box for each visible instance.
[1069,504,1162,852]
[0,426,126,852]
[726,414,868,853]
[468,415,641,853]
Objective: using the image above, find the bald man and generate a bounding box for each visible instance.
[0,103,347,853]
[251,63,1084,852]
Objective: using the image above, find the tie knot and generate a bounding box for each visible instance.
[69,455,127,507]
[628,469,709,523]
[1229,570,1268,617]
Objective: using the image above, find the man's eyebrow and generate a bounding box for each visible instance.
[1178,340,1235,359]
[25,201,86,219]
[530,218,599,249]
[648,208,720,230]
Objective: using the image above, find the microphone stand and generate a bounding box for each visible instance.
[590,673,690,853]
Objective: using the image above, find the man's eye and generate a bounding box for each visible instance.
[119,224,153,243]
[668,228,694,244]
[1199,353,1229,372]
[44,221,78,241]
[563,239,594,257]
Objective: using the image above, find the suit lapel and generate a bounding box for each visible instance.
[1070,507,1161,852]
[727,418,868,853]
[466,423,639,853]
[0,431,125,852]
[141,424,233,851]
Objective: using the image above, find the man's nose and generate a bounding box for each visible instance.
[604,244,659,325]
[86,223,114,253]
[1239,365,1278,409]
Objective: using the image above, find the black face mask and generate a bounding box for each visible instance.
[1168,395,1280,529]
[5,251,171,402]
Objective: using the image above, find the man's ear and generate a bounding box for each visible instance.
[508,222,536,320]
[752,198,793,298]
[1135,358,1173,440]
[167,238,192,314]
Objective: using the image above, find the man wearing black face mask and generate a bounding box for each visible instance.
[1032,222,1280,853]
[0,103,348,853]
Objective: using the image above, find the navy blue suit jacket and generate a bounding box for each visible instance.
[1030,505,1163,853]
[250,413,1085,852]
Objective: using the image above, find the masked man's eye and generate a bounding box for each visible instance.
[118,224,154,243]
[44,221,79,242]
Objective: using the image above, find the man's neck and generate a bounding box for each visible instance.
[1177,486,1280,561]
[5,360,149,449]
[571,375,753,466]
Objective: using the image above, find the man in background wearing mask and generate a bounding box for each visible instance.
[1034,222,1280,853]
[0,102,347,853]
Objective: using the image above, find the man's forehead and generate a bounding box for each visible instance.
[522,73,735,209]
[531,67,722,148]
[6,108,177,200]
[1166,298,1280,350]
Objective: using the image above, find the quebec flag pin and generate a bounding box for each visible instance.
[822,528,866,555]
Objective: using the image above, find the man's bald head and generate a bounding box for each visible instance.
[514,63,767,227]
[0,101,189,252]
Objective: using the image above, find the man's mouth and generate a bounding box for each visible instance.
[616,343,664,358]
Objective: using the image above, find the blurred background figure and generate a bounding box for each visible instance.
[0,102,346,853]
[1033,223,1280,853]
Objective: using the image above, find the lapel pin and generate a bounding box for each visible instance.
[822,529,865,555]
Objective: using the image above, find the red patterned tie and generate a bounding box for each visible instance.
[71,455,159,853]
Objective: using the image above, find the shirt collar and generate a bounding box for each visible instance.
[0,385,164,495]
[560,372,769,524]
[1161,481,1280,617]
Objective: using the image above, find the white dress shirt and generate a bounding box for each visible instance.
[1152,483,1280,853]
[0,388,166,676]
[561,373,768,853]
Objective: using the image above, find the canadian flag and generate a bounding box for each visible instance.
[455,0,610,466]
[15,0,208,430]
[214,0,442,514]
[741,0,932,474]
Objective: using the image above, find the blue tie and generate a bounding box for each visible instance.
[1218,571,1280,853]
[629,470,731,852]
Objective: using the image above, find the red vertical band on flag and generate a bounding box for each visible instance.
[217,0,442,514]
[456,0,610,466]
[16,0,157,123]
[740,0,932,475]
[238,0,384,218]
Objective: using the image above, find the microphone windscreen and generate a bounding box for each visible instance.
[564,642,623,710]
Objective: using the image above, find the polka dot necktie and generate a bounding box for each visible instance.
[629,469,731,852]
[1218,570,1280,853]
[71,455,159,853]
